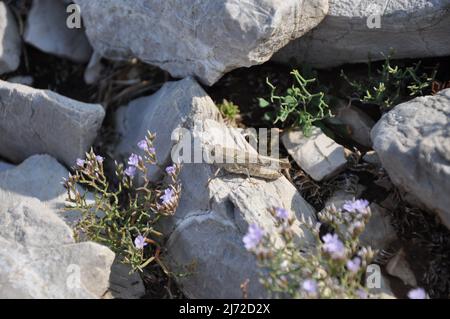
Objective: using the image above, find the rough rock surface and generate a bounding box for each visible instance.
[0,160,14,173]
[115,77,316,298]
[75,0,328,85]
[386,249,417,287]
[282,127,348,181]
[24,0,92,63]
[372,89,450,229]
[0,191,115,298]
[274,0,450,68]
[0,80,105,168]
[327,100,375,147]
[360,204,397,251]
[0,155,145,298]
[0,2,21,74]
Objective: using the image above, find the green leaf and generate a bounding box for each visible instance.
[258,98,270,108]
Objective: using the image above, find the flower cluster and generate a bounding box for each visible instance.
[65,131,181,271]
[243,200,382,299]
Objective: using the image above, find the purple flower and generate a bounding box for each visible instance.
[302,279,318,295]
[124,166,136,178]
[275,207,289,220]
[408,288,427,299]
[165,165,176,175]
[243,224,264,250]
[134,235,148,250]
[322,233,346,260]
[160,188,175,205]
[346,257,361,273]
[128,153,142,167]
[343,199,370,214]
[357,289,368,299]
[95,155,104,164]
[76,158,85,167]
[137,140,148,151]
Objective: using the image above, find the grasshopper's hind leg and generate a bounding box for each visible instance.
[206,167,222,186]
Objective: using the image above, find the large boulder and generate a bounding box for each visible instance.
[115,77,316,298]
[0,2,21,74]
[371,89,450,229]
[0,80,105,168]
[75,0,328,85]
[0,155,145,298]
[0,193,115,298]
[274,0,450,68]
[24,0,92,63]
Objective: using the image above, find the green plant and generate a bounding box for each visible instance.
[341,54,436,111]
[64,132,181,272]
[217,99,240,125]
[258,69,332,136]
[245,200,382,299]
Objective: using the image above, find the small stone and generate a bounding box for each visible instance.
[24,0,92,63]
[386,249,417,287]
[0,80,105,168]
[327,100,375,147]
[84,52,103,84]
[0,2,21,74]
[363,151,381,166]
[360,204,398,251]
[282,127,347,181]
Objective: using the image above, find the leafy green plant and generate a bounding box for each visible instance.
[259,69,332,136]
[244,200,381,298]
[64,132,181,272]
[341,54,436,111]
[217,99,241,125]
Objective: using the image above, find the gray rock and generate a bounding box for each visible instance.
[371,89,450,229]
[0,2,21,74]
[24,0,92,63]
[361,204,397,251]
[84,52,103,85]
[0,80,105,168]
[115,77,316,298]
[0,160,14,173]
[327,100,375,147]
[0,154,83,225]
[325,190,397,251]
[104,259,146,299]
[363,151,381,166]
[0,155,146,298]
[115,77,222,181]
[282,127,348,181]
[386,249,417,287]
[274,0,450,68]
[75,0,328,85]
[0,191,115,298]
[6,75,34,86]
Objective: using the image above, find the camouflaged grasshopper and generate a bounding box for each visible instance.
[209,146,290,180]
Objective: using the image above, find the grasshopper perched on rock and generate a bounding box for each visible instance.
[208,146,291,181]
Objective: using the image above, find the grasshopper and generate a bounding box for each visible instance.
[208,146,290,180]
